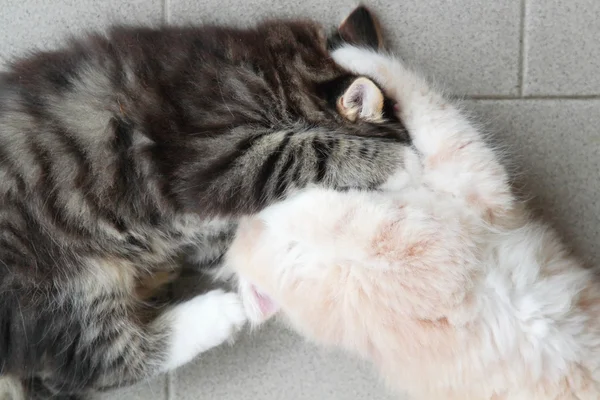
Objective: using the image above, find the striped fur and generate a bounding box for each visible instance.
[0,16,408,399]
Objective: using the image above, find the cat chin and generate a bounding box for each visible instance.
[237,276,280,327]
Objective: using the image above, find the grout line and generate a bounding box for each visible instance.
[163,0,171,24]
[466,94,600,100]
[166,371,174,400]
[518,0,528,96]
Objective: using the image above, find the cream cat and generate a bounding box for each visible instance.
[224,44,600,399]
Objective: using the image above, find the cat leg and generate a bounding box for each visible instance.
[332,45,514,219]
[29,277,246,395]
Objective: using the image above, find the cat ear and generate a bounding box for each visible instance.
[337,77,385,122]
[337,5,384,50]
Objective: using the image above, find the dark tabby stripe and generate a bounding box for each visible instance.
[312,135,335,183]
[253,131,294,202]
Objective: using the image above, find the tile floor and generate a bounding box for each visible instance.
[1,0,599,399]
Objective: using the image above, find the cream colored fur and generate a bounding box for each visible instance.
[225,45,600,399]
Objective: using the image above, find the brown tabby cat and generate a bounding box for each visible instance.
[0,6,409,400]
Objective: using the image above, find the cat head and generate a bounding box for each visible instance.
[225,188,476,364]
[323,5,392,124]
[253,6,393,127]
[225,182,480,394]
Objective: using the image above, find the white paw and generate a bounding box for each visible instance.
[198,289,248,335]
[162,289,247,371]
[332,45,381,77]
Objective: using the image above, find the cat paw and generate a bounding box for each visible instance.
[162,289,247,370]
[198,289,248,336]
[332,45,399,99]
[332,45,382,79]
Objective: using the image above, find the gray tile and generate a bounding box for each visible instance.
[464,99,600,265]
[169,0,522,96]
[0,0,163,62]
[524,0,600,95]
[93,374,168,400]
[173,320,399,400]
